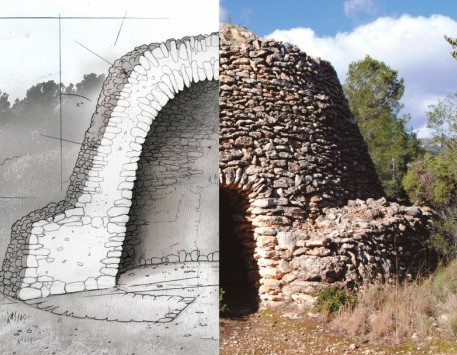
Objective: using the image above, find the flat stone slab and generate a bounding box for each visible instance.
[117,261,219,294]
[24,288,194,323]
[20,262,218,323]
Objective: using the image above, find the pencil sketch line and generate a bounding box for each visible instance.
[59,14,63,191]
[0,154,23,167]
[0,16,173,20]
[38,133,82,145]
[114,11,127,46]
[61,93,92,102]
[0,196,36,199]
[121,276,199,287]
[74,40,114,66]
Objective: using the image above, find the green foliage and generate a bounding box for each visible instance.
[427,92,457,168]
[402,153,456,208]
[344,55,421,199]
[219,288,229,313]
[445,35,457,61]
[403,82,457,262]
[315,286,356,315]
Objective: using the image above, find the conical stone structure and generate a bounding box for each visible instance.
[219,24,432,308]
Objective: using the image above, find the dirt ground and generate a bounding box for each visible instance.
[0,274,218,354]
[220,310,457,355]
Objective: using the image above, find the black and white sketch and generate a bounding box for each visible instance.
[0,1,219,353]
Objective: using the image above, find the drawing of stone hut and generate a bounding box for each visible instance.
[0,33,220,301]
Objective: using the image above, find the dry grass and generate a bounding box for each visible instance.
[330,260,457,344]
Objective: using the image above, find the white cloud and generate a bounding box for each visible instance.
[267,14,457,138]
[343,0,376,18]
[220,4,228,22]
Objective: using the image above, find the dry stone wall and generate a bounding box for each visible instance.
[0,33,219,301]
[219,25,432,308]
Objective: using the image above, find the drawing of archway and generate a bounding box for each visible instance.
[0,33,219,303]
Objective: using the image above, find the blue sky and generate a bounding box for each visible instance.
[221,0,457,137]
[221,0,457,36]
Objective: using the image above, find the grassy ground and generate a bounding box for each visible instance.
[331,260,457,344]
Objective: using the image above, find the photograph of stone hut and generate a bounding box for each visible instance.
[218,24,432,313]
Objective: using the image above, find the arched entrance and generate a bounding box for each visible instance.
[119,80,219,274]
[220,187,259,316]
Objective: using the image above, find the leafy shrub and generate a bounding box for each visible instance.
[219,288,229,314]
[315,286,356,315]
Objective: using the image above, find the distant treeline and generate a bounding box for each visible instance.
[0,73,105,120]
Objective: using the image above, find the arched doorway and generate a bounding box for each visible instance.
[118,80,219,275]
[220,187,259,316]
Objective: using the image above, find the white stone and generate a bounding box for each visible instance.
[144,50,159,66]
[191,61,200,82]
[65,281,85,293]
[159,42,169,57]
[50,281,66,295]
[97,276,115,289]
[22,255,38,268]
[43,223,60,232]
[65,207,84,218]
[110,215,129,223]
[20,267,38,278]
[138,56,150,70]
[107,223,126,234]
[18,287,42,300]
[133,64,147,76]
[91,217,103,228]
[169,40,178,62]
[178,43,187,60]
[172,69,185,91]
[158,82,174,99]
[41,287,50,298]
[78,194,92,204]
[100,267,118,276]
[85,278,98,291]
[152,46,165,59]
[131,127,148,138]
[139,103,158,116]
[203,61,213,80]
[31,227,44,235]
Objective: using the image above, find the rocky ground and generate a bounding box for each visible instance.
[220,310,457,355]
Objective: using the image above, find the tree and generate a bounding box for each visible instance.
[445,35,457,61]
[403,88,457,260]
[344,55,421,199]
[0,90,11,114]
[75,73,105,96]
